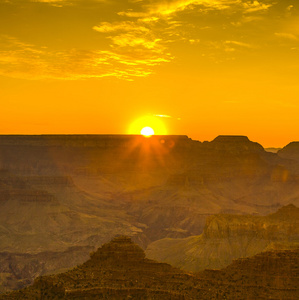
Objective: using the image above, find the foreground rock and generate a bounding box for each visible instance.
[1,236,298,299]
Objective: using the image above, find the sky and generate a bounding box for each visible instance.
[0,0,298,147]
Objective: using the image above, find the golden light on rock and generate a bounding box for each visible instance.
[141,126,154,137]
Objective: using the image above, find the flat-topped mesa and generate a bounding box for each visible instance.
[213,135,250,142]
[210,135,264,152]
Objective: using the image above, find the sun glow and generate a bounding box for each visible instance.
[141,126,154,137]
[128,115,168,135]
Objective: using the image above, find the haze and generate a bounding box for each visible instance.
[0,0,298,147]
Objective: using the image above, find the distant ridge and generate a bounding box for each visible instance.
[213,135,250,142]
[0,134,297,149]
[0,134,191,147]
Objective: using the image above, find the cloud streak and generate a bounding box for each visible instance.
[146,0,235,15]
[0,36,171,80]
[93,22,150,34]
[29,0,109,6]
[275,32,298,41]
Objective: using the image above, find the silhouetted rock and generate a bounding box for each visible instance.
[1,236,298,299]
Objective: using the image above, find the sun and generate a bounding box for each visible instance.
[128,115,167,135]
[141,126,154,137]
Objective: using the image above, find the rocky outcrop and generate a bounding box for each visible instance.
[146,204,299,272]
[1,236,298,299]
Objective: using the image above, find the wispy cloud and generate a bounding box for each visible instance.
[109,34,162,50]
[275,32,298,41]
[93,22,149,34]
[154,114,172,118]
[94,21,165,51]
[93,16,174,77]
[2,0,293,82]
[243,1,272,13]
[144,0,236,16]
[3,0,110,8]
[154,114,181,120]
[29,0,109,6]
[0,36,170,80]
[91,0,278,73]
[225,40,254,48]
[120,0,272,18]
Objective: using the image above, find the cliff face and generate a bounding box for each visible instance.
[2,236,298,299]
[146,204,299,272]
[203,204,299,241]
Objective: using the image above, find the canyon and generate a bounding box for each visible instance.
[0,134,298,293]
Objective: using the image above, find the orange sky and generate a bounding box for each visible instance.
[0,0,298,147]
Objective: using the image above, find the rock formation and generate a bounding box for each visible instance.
[146,204,299,272]
[1,236,298,299]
